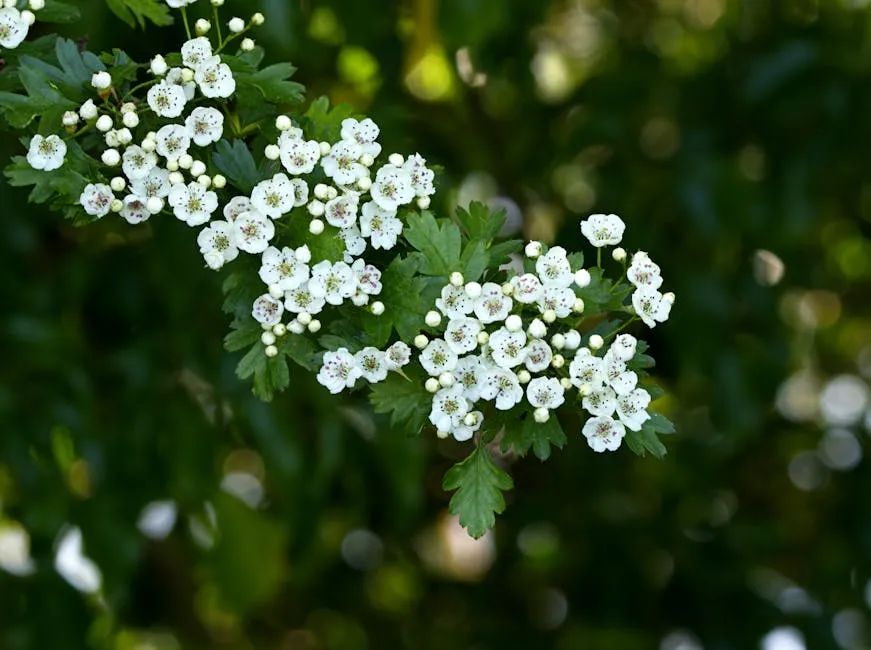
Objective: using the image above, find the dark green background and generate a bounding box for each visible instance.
[1,0,870,648]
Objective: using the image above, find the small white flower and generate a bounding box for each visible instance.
[524,338,553,373]
[359,201,402,250]
[489,327,527,369]
[195,55,236,98]
[290,179,309,206]
[526,376,565,409]
[353,259,382,295]
[627,251,664,289]
[185,107,224,146]
[602,350,638,395]
[223,196,252,222]
[252,294,284,326]
[429,385,470,432]
[279,133,320,175]
[165,67,196,101]
[324,193,359,229]
[284,282,325,315]
[473,282,512,323]
[233,211,275,253]
[420,338,458,376]
[0,8,29,50]
[444,317,482,354]
[168,181,218,226]
[80,183,114,218]
[452,355,484,401]
[610,334,637,362]
[615,388,651,432]
[181,36,213,69]
[535,246,573,288]
[370,164,414,212]
[251,173,296,219]
[450,410,483,442]
[580,213,625,248]
[120,194,151,225]
[403,153,436,198]
[479,367,523,410]
[340,117,381,157]
[27,134,66,171]
[632,287,672,328]
[512,273,544,304]
[569,352,604,390]
[308,260,356,305]
[582,416,625,452]
[437,284,474,319]
[354,347,388,383]
[147,82,187,118]
[259,246,309,290]
[130,166,171,199]
[384,341,412,370]
[317,348,362,394]
[121,145,157,181]
[321,139,366,186]
[155,124,191,162]
[538,286,576,318]
[197,220,239,269]
[91,70,111,90]
[54,527,102,595]
[582,386,617,417]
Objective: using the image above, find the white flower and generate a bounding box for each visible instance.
[355,347,388,383]
[569,352,604,390]
[602,350,638,395]
[403,153,435,198]
[155,124,191,161]
[479,367,523,410]
[610,334,637,362]
[384,341,412,370]
[121,145,156,181]
[615,388,651,432]
[130,166,171,199]
[195,55,236,98]
[526,377,565,409]
[340,117,381,157]
[317,348,362,394]
[120,194,151,224]
[429,386,470,432]
[0,522,34,576]
[165,67,196,100]
[580,213,625,248]
[359,201,402,250]
[290,179,309,207]
[370,164,414,211]
[632,287,672,328]
[251,173,296,219]
[524,338,553,373]
[437,284,474,319]
[279,133,320,174]
[473,282,512,323]
[168,181,217,226]
[538,286,576,318]
[512,273,544,304]
[321,140,366,185]
[233,211,275,253]
[353,259,382,295]
[147,82,187,118]
[450,410,483,442]
[308,260,356,305]
[420,339,458,376]
[181,36,213,69]
[80,183,114,218]
[252,294,284,326]
[444,317,482,354]
[324,192,359,229]
[627,251,664,289]
[582,416,625,452]
[54,527,102,594]
[284,282,325,315]
[452,355,484,401]
[259,246,309,290]
[0,8,29,49]
[198,220,239,269]
[185,107,224,146]
[26,134,66,171]
[535,246,573,287]
[582,386,617,417]
[223,196,252,222]
[489,327,527,369]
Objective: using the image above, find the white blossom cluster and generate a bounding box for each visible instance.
[0,0,44,51]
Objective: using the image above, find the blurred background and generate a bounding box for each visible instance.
[1,0,870,648]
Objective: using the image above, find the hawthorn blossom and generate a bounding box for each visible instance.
[317,348,362,394]
[384,342,412,371]
[131,166,171,199]
[185,107,224,146]
[321,139,365,185]
[524,339,553,373]
[54,527,102,595]
[370,164,414,212]
[526,377,565,410]
[147,82,187,118]
[165,67,196,101]
[479,367,523,410]
[308,260,356,305]
[437,284,474,319]
[582,386,617,418]
[420,339,458,376]
[155,124,191,162]
[259,246,309,290]
[279,133,320,175]
[453,355,484,401]
[340,118,381,157]
[602,350,638,395]
[450,410,483,442]
[324,193,359,229]
[198,220,239,269]
[582,416,626,452]
[181,37,212,70]
[168,182,218,226]
[580,213,625,248]
[80,183,114,218]
[610,334,638,362]
[444,317,482,354]
[232,211,275,253]
[403,153,436,198]
[195,56,236,98]
[513,273,544,304]
[223,196,252,222]
[353,259,382,295]
[121,145,156,181]
[355,347,388,383]
[359,201,402,250]
[632,287,673,328]
[473,283,512,323]
[120,194,150,225]
[251,174,296,219]
[27,134,66,171]
[489,327,527,369]
[0,8,29,50]
[538,286,576,318]
[615,388,651,432]
[284,282,325,315]
[535,246,573,287]
[341,226,366,261]
[251,294,284,326]
[429,386,470,433]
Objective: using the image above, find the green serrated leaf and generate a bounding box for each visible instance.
[369,369,431,433]
[404,210,461,277]
[377,255,434,341]
[454,201,506,241]
[212,139,261,194]
[105,0,173,28]
[224,323,262,352]
[459,239,489,282]
[501,413,567,461]
[300,96,355,142]
[442,446,513,539]
[39,1,82,23]
[625,415,672,459]
[237,63,305,105]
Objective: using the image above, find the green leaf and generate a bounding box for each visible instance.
[369,369,431,433]
[488,239,523,268]
[105,0,173,28]
[442,446,513,539]
[501,413,567,461]
[39,1,82,23]
[224,323,262,352]
[646,412,676,434]
[212,139,261,194]
[459,239,489,282]
[377,255,432,342]
[454,201,506,241]
[301,96,356,142]
[237,63,305,105]
[4,155,88,207]
[404,210,462,277]
[625,414,673,459]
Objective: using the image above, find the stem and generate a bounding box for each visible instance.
[597,248,602,268]
[66,124,93,141]
[180,7,192,39]
[213,6,224,45]
[123,78,159,101]
[603,316,638,341]
[215,24,251,54]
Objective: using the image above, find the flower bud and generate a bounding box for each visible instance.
[79,100,98,120]
[122,111,139,128]
[360,153,374,167]
[425,310,442,327]
[579,383,593,396]
[319,142,332,156]
[146,197,164,214]
[141,138,156,153]
[181,68,195,83]
[62,111,79,127]
[414,334,429,349]
[309,219,325,235]
[241,38,255,52]
[20,9,35,25]
[307,319,321,333]
[551,333,565,349]
[517,370,531,384]
[663,292,675,305]
[261,331,276,346]
[168,171,185,185]
[268,284,283,299]
[265,345,279,358]
[314,183,330,200]
[272,323,287,337]
[212,174,227,189]
[101,148,120,166]
[463,413,478,426]
[190,160,207,178]
[612,247,626,262]
[438,372,454,388]
[551,354,565,369]
[588,334,604,350]
[212,0,225,5]
[307,200,325,217]
[275,115,292,131]
[110,198,123,213]
[288,320,305,334]
[264,144,280,161]
[449,271,464,287]
[528,318,547,339]
[178,154,193,169]
[505,314,523,332]
[195,19,211,35]
[228,17,245,33]
[197,175,212,188]
[563,330,581,350]
[91,71,111,90]
[371,301,385,315]
[296,312,312,326]
[251,12,265,25]
[95,115,113,132]
[533,408,550,423]
[29,0,45,10]
[425,378,440,393]
[388,153,404,166]
[150,55,168,76]
[525,241,543,258]
[358,177,372,191]
[574,269,591,288]
[110,177,126,192]
[573,298,585,314]
[464,281,482,298]
[560,378,572,390]
[166,160,179,172]
[417,196,431,210]
[476,331,489,345]
[501,282,513,296]
[542,309,557,324]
